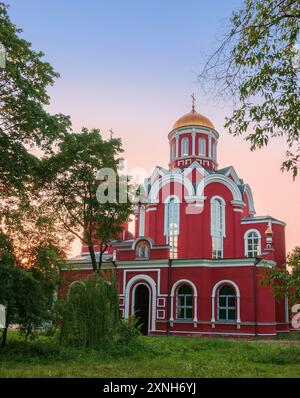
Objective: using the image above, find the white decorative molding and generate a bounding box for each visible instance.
[131,237,154,250]
[157,310,165,320]
[146,207,157,212]
[243,184,256,216]
[119,297,125,306]
[170,279,198,323]
[211,279,241,325]
[168,126,219,141]
[157,297,166,307]
[241,219,286,227]
[244,229,261,257]
[198,174,244,203]
[148,173,195,204]
[125,274,157,332]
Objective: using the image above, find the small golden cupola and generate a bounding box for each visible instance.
[265,222,274,251]
[168,94,219,171]
[265,224,273,239]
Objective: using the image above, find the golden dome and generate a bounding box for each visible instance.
[171,110,215,131]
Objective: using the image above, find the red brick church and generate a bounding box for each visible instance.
[62,103,289,338]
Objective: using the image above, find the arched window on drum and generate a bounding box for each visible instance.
[181,137,189,157]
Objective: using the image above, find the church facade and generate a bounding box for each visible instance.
[62,104,289,338]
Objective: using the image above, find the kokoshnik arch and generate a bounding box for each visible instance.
[61,103,289,338]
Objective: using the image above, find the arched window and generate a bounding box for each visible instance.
[164,197,180,259]
[212,141,216,159]
[139,205,145,236]
[181,138,189,157]
[176,285,193,319]
[211,197,225,259]
[170,143,175,161]
[218,285,235,321]
[198,137,206,156]
[244,230,261,257]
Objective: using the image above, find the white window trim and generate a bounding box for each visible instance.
[164,195,180,237]
[125,275,157,332]
[211,280,241,325]
[244,229,261,257]
[210,196,226,259]
[139,205,145,237]
[198,137,206,157]
[181,137,189,157]
[217,286,236,321]
[210,196,226,237]
[170,279,198,323]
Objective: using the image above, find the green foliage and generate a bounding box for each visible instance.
[0,3,71,289]
[0,231,62,347]
[2,333,300,377]
[261,246,300,304]
[0,3,70,194]
[60,273,125,349]
[117,318,142,346]
[0,3,70,147]
[199,0,300,177]
[43,128,133,272]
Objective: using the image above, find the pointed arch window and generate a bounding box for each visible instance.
[211,197,225,259]
[244,230,261,257]
[181,138,189,157]
[164,197,180,259]
[199,138,206,156]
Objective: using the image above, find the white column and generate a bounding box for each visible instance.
[237,294,241,325]
[169,294,174,325]
[211,295,215,328]
[192,129,196,156]
[175,135,179,158]
[208,136,212,158]
[193,294,198,325]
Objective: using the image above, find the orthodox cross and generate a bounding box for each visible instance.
[191,93,196,113]
[109,128,114,139]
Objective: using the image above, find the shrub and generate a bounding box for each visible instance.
[60,272,129,350]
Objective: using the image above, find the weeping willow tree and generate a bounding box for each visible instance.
[61,273,121,349]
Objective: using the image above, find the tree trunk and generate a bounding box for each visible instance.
[1,307,10,348]
[88,244,97,272]
[25,320,32,342]
[98,242,108,273]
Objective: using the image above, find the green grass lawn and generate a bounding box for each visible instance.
[1,331,300,378]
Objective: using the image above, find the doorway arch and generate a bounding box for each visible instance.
[133,284,150,335]
[125,274,157,332]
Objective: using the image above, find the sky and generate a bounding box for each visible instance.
[7,0,300,255]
